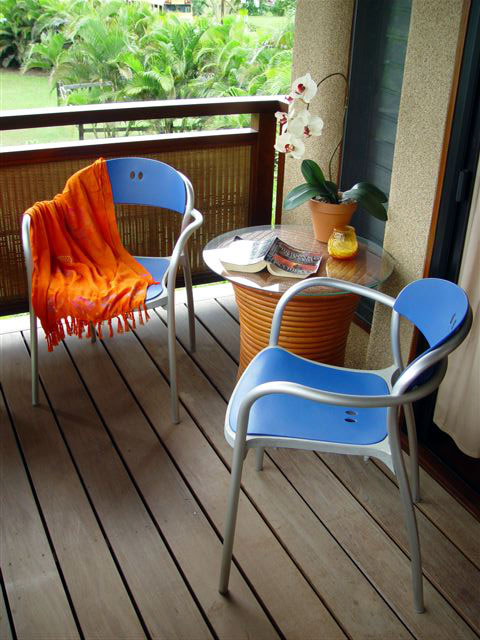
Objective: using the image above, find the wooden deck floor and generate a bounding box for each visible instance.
[1,284,479,640]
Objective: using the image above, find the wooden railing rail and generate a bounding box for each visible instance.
[0,96,289,315]
[0,96,287,130]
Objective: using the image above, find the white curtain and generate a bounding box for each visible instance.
[434,157,480,458]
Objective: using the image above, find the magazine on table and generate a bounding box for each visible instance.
[219,235,322,279]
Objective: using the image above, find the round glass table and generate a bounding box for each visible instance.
[203,225,394,374]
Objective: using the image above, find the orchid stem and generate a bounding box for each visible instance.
[315,72,349,184]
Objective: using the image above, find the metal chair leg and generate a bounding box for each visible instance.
[255,447,265,471]
[183,254,196,353]
[390,427,424,613]
[30,306,39,405]
[167,298,180,424]
[404,403,420,503]
[90,322,96,343]
[219,435,247,595]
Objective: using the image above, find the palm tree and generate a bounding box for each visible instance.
[17,0,294,137]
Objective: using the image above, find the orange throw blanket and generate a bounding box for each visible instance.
[28,158,155,351]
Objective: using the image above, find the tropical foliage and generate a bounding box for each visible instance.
[1,0,294,136]
[0,0,72,68]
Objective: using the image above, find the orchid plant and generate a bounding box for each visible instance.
[275,73,388,221]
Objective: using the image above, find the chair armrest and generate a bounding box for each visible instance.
[171,208,203,262]
[22,214,33,283]
[270,277,395,346]
[167,208,203,295]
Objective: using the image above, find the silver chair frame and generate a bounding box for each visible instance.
[219,277,473,613]
[22,170,203,425]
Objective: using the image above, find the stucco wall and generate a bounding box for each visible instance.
[286,0,466,369]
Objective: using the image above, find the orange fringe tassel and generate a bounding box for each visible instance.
[45,303,148,351]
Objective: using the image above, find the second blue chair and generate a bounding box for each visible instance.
[218,276,472,613]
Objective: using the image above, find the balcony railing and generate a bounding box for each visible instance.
[0,96,287,315]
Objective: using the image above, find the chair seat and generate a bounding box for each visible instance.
[229,347,390,445]
[135,256,170,302]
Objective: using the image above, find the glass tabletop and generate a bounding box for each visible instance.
[203,225,395,296]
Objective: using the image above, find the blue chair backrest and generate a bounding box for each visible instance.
[107,158,187,214]
[393,278,469,350]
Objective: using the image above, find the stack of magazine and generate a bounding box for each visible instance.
[219,236,322,279]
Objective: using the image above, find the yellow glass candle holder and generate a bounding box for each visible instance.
[327,225,358,259]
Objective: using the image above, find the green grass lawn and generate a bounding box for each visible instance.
[1,69,78,146]
[1,68,58,109]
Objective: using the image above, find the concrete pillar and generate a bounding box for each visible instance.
[281,0,355,227]
[367,0,466,368]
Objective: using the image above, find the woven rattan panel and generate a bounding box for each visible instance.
[0,145,251,314]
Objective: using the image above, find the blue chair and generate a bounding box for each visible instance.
[218,277,472,613]
[22,157,203,423]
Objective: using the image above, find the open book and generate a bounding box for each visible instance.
[219,236,322,279]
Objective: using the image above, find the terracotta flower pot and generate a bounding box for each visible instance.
[308,199,357,243]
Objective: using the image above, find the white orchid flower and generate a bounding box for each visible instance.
[288,110,324,139]
[287,110,309,137]
[274,110,289,127]
[274,132,305,159]
[288,98,308,117]
[305,115,324,137]
[290,73,318,103]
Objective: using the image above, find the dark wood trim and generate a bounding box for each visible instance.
[249,112,277,226]
[1,129,257,166]
[275,151,285,224]
[0,96,289,131]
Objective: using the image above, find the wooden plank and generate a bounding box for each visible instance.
[194,299,240,363]
[170,305,478,640]
[99,318,345,640]
[0,333,145,639]
[320,452,480,633]
[216,295,240,322]
[373,457,480,569]
[62,331,279,640]
[174,283,234,305]
[0,314,34,335]
[0,587,14,640]
[157,308,237,400]
[1,394,78,640]
[133,310,412,640]
[30,331,213,640]
[271,449,477,640]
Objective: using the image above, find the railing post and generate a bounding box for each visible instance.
[249,112,278,226]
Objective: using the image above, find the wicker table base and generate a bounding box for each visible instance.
[234,282,360,376]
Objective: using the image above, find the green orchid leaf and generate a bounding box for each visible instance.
[284,183,326,211]
[325,180,340,203]
[301,159,326,187]
[351,182,388,203]
[300,161,338,203]
[342,187,388,221]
